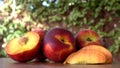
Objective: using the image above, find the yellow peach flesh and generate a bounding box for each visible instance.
[6,32,40,55]
[81,45,112,63]
[64,49,106,64]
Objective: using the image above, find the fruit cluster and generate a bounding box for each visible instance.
[5,28,112,64]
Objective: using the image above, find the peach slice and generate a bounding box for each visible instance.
[64,49,106,64]
[64,45,112,64]
[81,45,112,63]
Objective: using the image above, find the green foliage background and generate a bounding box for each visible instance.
[0,0,120,57]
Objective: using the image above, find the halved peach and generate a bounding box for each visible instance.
[5,32,41,62]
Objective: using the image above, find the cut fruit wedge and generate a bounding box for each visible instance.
[64,45,112,64]
[64,49,106,64]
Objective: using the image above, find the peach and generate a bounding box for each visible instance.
[75,29,103,49]
[81,45,112,63]
[32,28,46,61]
[64,45,112,64]
[5,32,41,62]
[43,28,76,62]
[64,49,106,64]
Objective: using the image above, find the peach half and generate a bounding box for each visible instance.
[5,32,41,62]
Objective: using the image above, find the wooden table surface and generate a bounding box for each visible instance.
[0,58,119,68]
